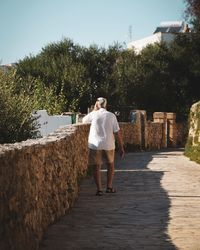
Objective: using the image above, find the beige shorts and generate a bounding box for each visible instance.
[88,149,115,165]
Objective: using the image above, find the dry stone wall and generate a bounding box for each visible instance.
[176,122,188,147]
[0,124,89,250]
[145,122,163,150]
[119,122,141,150]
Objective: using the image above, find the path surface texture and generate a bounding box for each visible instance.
[39,149,200,250]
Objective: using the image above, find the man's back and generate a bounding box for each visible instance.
[83,108,120,150]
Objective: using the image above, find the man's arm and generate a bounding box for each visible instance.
[82,102,99,123]
[82,111,94,123]
[82,113,91,123]
[115,129,125,158]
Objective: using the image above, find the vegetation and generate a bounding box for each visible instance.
[185,102,200,164]
[0,70,38,143]
[185,142,200,164]
[185,0,200,31]
[15,35,200,121]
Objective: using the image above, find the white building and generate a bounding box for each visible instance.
[128,21,189,54]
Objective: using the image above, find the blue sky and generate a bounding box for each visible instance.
[1,0,186,64]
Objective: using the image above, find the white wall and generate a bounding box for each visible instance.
[33,110,72,137]
[127,32,176,54]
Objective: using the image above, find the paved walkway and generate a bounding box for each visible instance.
[39,149,200,250]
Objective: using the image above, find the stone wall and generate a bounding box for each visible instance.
[152,112,187,149]
[185,101,200,163]
[0,124,89,250]
[119,122,141,150]
[145,121,163,150]
[176,122,188,147]
[121,111,186,151]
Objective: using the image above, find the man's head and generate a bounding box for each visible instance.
[96,97,107,108]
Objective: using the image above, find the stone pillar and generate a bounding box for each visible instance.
[139,110,147,149]
[167,113,177,147]
[76,113,86,123]
[129,110,147,149]
[153,112,167,148]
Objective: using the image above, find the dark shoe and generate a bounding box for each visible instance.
[96,190,103,196]
[106,187,116,193]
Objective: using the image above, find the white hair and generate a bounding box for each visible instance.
[97,97,107,108]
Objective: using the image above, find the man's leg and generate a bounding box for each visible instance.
[104,150,116,192]
[89,149,103,195]
[106,162,115,189]
[93,164,103,192]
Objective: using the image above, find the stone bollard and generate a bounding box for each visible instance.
[153,112,168,148]
[167,113,177,147]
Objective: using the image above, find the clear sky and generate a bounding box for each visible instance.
[0,0,186,64]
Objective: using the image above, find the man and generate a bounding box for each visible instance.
[82,97,125,196]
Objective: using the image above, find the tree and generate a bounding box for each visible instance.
[15,34,199,122]
[128,43,174,115]
[169,33,200,119]
[17,38,89,113]
[185,0,200,31]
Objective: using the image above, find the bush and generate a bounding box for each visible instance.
[0,70,38,143]
[185,138,200,164]
[184,101,200,164]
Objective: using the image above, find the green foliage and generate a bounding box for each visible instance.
[82,44,125,105]
[185,137,200,164]
[15,34,200,121]
[0,70,38,143]
[185,101,200,164]
[17,38,89,113]
[169,33,200,119]
[132,43,173,113]
[31,79,67,114]
[185,0,200,31]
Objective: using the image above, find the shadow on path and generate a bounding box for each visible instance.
[40,150,178,250]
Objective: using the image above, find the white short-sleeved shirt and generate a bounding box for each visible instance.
[82,108,120,150]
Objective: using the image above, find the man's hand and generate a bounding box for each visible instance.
[119,147,125,158]
[115,130,125,159]
[93,101,99,111]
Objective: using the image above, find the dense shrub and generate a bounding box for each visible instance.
[185,101,200,164]
[185,138,200,164]
[0,70,38,143]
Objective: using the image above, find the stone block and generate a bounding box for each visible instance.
[167,112,176,120]
[153,112,167,120]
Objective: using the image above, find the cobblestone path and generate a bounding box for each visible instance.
[39,149,200,250]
